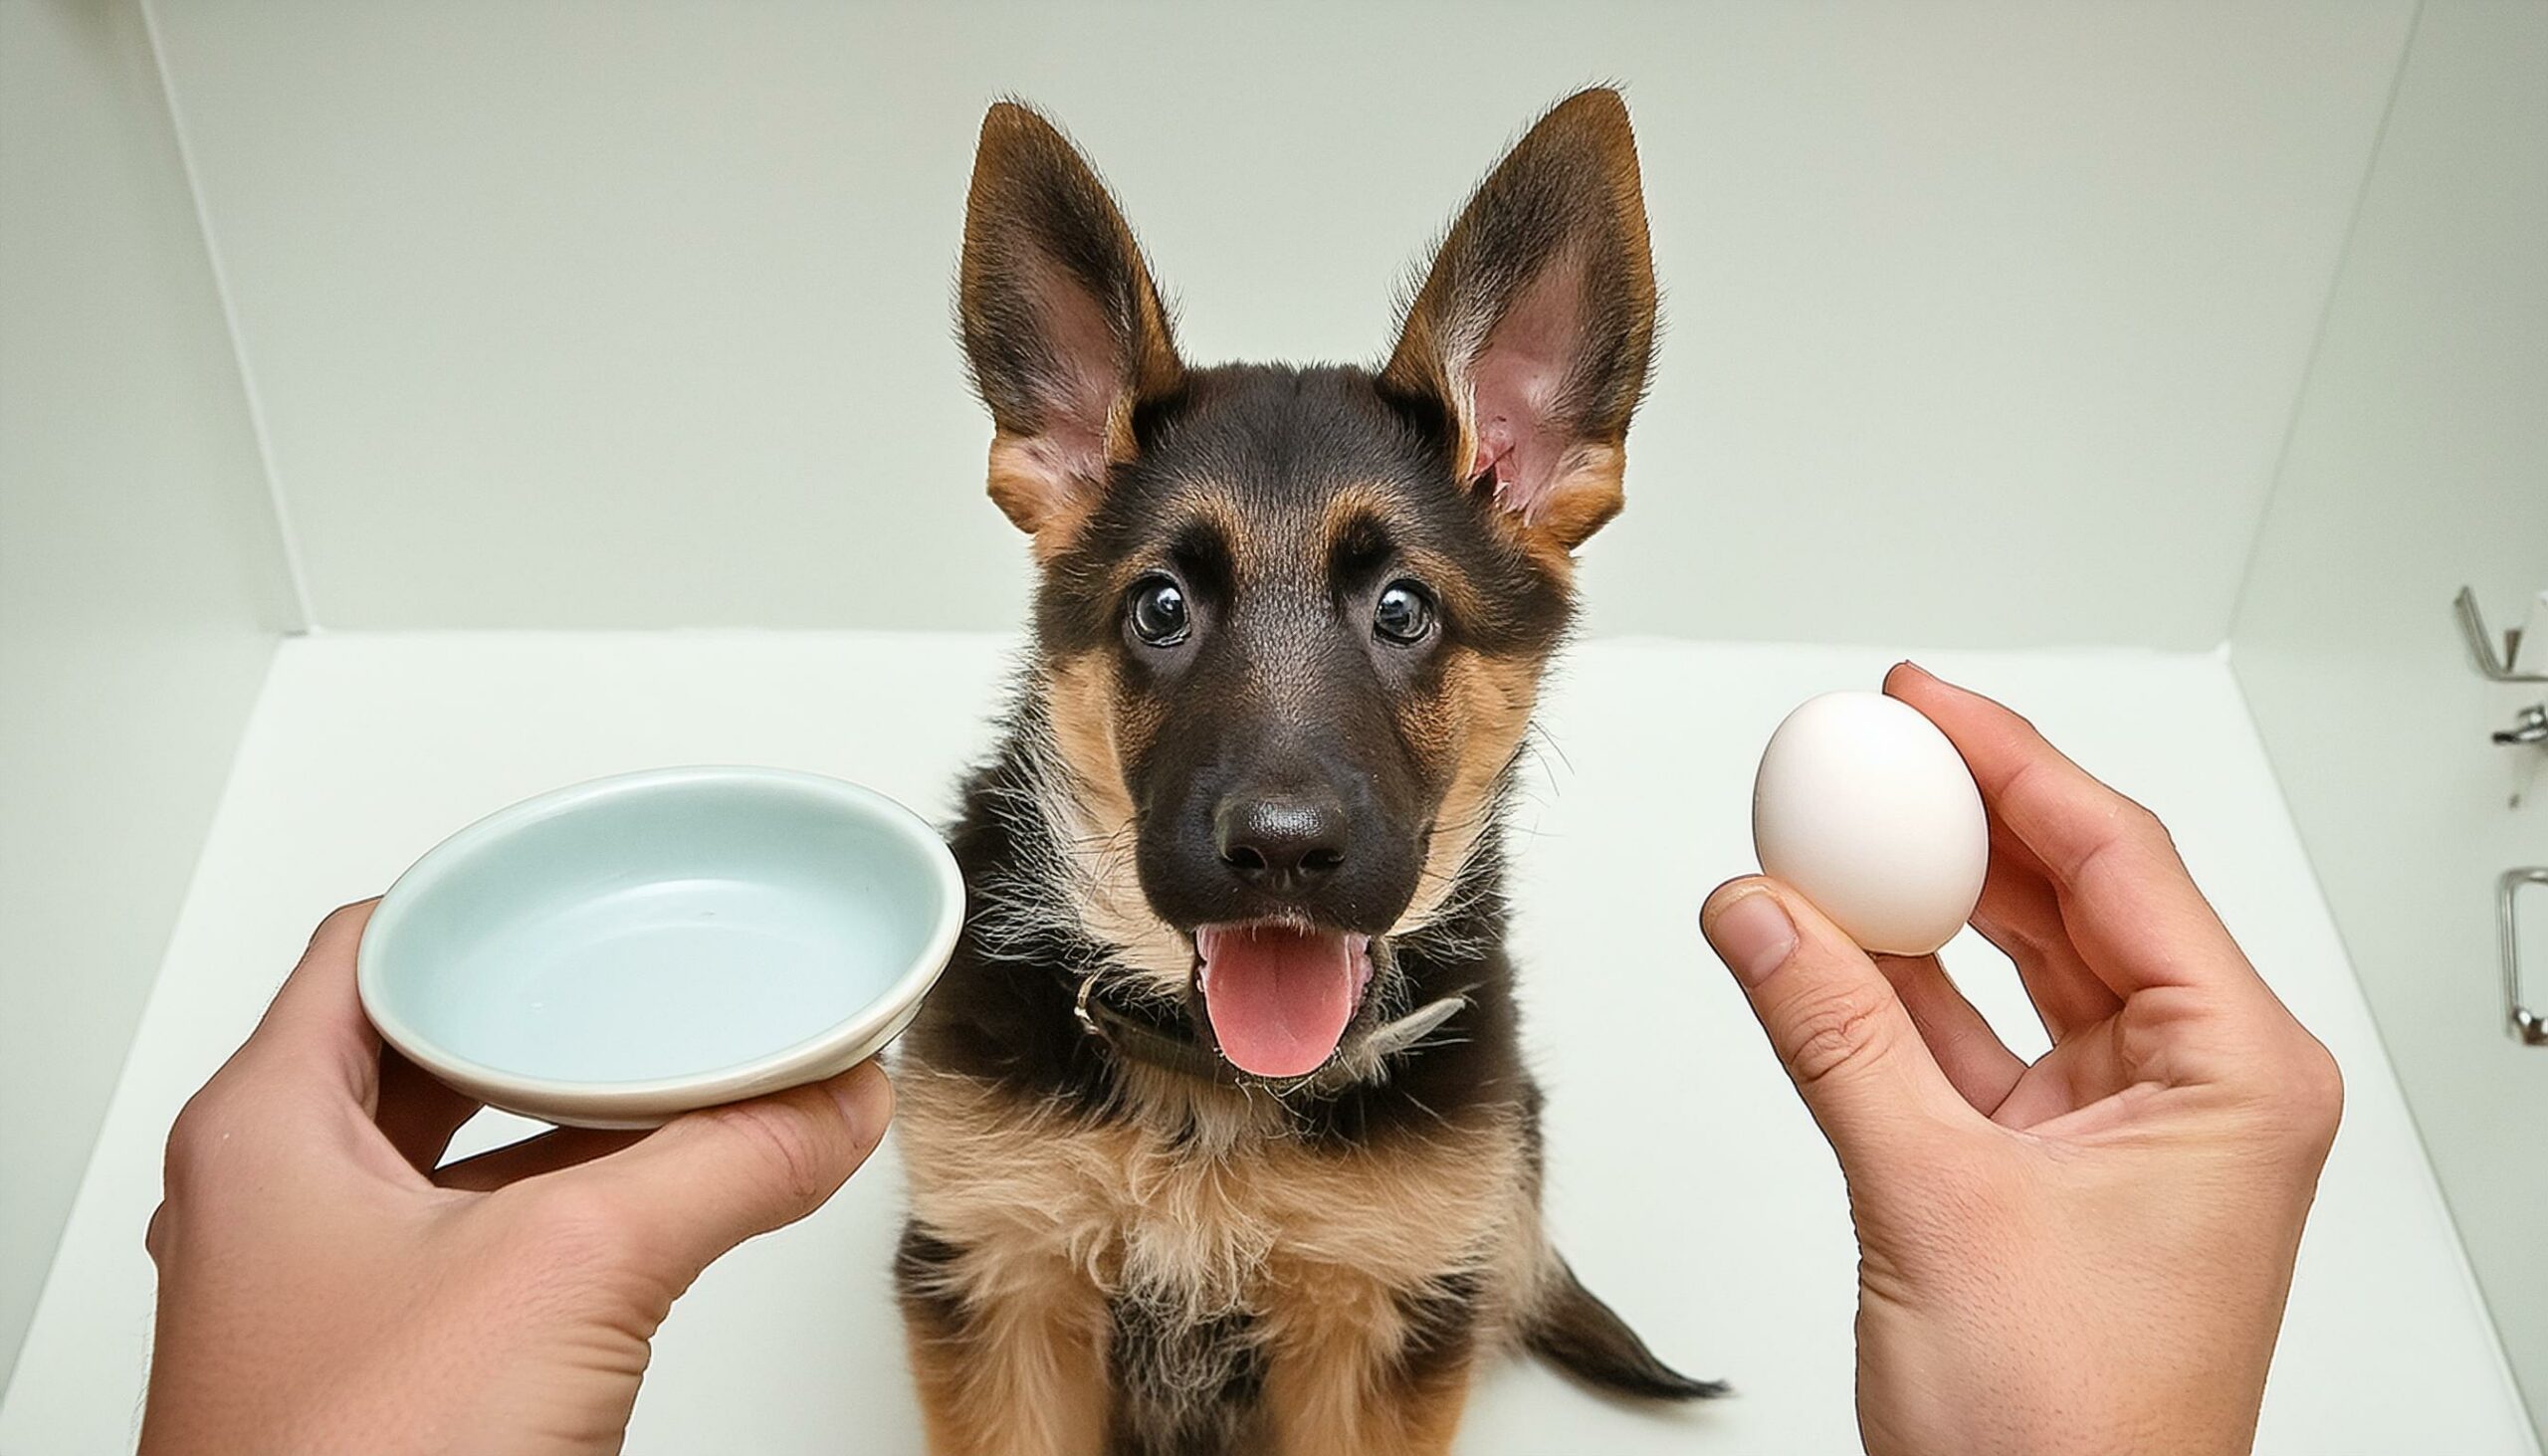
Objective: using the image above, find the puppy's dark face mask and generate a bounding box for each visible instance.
[955,96,1657,1077]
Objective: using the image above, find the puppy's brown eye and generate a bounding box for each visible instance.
[1128,577,1190,647]
[1373,580,1435,646]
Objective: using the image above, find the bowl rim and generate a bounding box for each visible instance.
[355,764,963,1115]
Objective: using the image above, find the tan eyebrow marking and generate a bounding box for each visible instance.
[1094,484,1254,602]
[1318,486,1487,629]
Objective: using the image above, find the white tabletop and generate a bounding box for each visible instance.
[2,632,2531,1455]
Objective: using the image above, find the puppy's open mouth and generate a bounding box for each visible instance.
[1192,922,1375,1079]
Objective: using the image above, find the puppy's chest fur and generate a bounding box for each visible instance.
[896,1064,1545,1451]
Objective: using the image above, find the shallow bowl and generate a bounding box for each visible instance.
[356,766,961,1129]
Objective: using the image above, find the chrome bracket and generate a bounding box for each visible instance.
[2502,868,2548,1046]
[2456,587,2548,684]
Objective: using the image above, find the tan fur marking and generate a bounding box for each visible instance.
[1525,442,1626,556]
[1190,487,1260,582]
[1044,651,1140,832]
[1113,1058,1289,1154]
[897,1066,1542,1454]
[1315,488,1507,638]
[988,432,1101,550]
[1040,652,1189,994]
[1312,482,1395,549]
[1086,486,1260,602]
[1397,651,1539,935]
[903,1256,1109,1456]
[1262,1274,1475,1456]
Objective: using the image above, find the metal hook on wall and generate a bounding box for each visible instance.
[2504,869,2548,1046]
[2455,587,2548,684]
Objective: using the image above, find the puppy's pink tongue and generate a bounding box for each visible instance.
[1197,925,1360,1079]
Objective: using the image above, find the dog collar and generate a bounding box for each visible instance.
[1069,965,1466,1096]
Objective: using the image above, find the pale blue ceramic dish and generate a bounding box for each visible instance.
[356,766,962,1129]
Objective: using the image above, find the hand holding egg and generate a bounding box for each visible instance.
[1751,689,1988,956]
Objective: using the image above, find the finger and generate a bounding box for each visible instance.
[1701,878,1967,1172]
[559,1061,894,1278]
[376,1048,484,1172]
[1884,665,2252,996]
[1966,820,2119,1040]
[433,1126,646,1191]
[1869,952,2025,1113]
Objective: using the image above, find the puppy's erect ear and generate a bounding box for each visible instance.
[1382,89,1657,552]
[959,103,1183,539]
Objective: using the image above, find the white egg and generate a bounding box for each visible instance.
[1752,690,1989,956]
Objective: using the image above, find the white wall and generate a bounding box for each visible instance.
[2231,0,2548,1440]
[0,0,2505,1403]
[0,0,295,1381]
[147,0,2410,647]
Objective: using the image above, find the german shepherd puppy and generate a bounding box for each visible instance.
[894,88,1718,1455]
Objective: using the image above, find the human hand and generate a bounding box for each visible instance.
[138,901,894,1456]
[1701,664,2342,1456]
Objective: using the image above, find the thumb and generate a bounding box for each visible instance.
[1701,878,1962,1171]
[578,1060,894,1279]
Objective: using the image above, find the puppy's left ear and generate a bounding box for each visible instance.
[1382,89,1657,551]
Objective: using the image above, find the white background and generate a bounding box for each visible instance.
[145,0,2409,645]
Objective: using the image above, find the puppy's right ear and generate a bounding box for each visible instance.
[959,103,1183,540]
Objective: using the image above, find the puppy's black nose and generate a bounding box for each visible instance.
[1214,794,1348,893]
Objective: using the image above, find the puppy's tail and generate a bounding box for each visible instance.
[1524,1254,1728,1401]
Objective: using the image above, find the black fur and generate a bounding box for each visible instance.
[1528,1257,1732,1402]
[893,1224,969,1333]
[1394,1268,1486,1395]
[1109,1292,1267,1454]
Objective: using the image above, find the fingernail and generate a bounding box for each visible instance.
[1707,891,1797,988]
[828,1063,895,1141]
